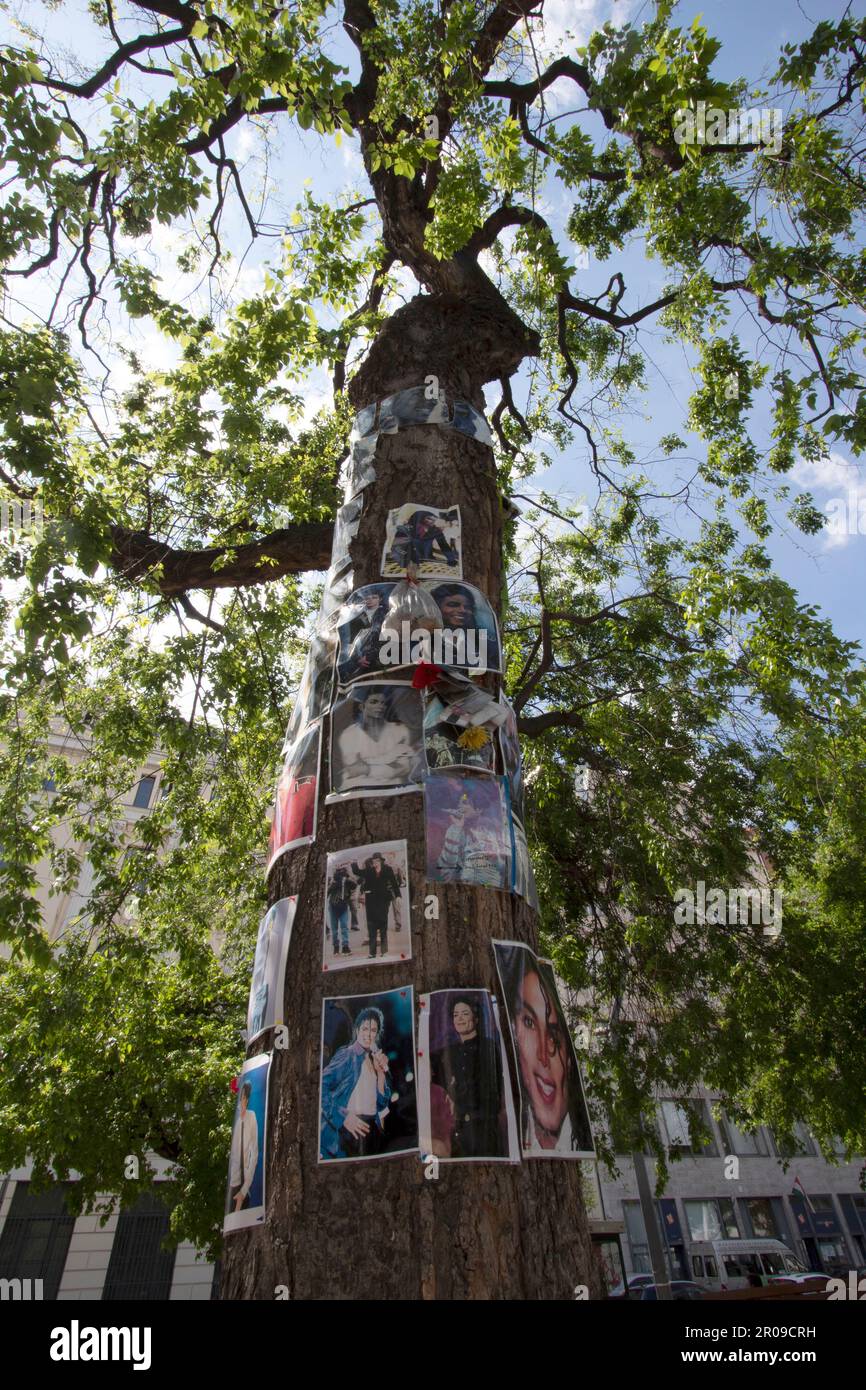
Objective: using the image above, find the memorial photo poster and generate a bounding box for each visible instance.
[283,632,336,748]
[422,581,502,674]
[498,694,525,825]
[267,721,321,873]
[224,1052,270,1234]
[320,562,356,625]
[430,669,508,729]
[424,772,511,891]
[336,583,393,685]
[377,383,450,435]
[423,694,496,773]
[336,581,502,681]
[341,428,379,501]
[323,839,411,971]
[510,816,539,912]
[331,495,364,576]
[318,986,418,1164]
[328,683,425,801]
[381,504,462,579]
[247,896,297,1043]
[417,990,519,1164]
[492,941,595,1160]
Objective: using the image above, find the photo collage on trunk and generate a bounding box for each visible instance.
[226,388,593,1224]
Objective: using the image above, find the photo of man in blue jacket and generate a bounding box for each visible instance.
[320,1006,392,1160]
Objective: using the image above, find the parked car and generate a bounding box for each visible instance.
[641,1281,706,1301]
[607,1274,655,1300]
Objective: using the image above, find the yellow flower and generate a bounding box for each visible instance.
[457,726,490,750]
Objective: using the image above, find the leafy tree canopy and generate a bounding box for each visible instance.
[1,0,865,1246]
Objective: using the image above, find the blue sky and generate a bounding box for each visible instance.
[2,0,862,656]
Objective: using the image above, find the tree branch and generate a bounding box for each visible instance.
[39,26,191,99]
[109,521,334,595]
[176,592,226,631]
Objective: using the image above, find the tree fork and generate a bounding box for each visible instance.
[220,294,601,1301]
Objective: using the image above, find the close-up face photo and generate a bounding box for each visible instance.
[514,971,568,1139]
[439,593,473,628]
[452,1003,476,1037]
[357,1017,379,1050]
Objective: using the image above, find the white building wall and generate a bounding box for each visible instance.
[169,1243,215,1301]
[56,1204,118,1302]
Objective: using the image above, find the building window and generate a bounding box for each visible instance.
[622,1202,652,1274]
[721,1114,769,1156]
[102,1191,175,1301]
[840,1196,866,1263]
[0,1181,76,1300]
[746,1198,778,1239]
[771,1121,817,1158]
[843,1194,866,1231]
[684,1198,740,1241]
[659,1100,717,1156]
[132,775,156,809]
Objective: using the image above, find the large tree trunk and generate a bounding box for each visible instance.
[220,294,601,1300]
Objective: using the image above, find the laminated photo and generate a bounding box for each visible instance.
[420,581,501,673]
[381,504,462,579]
[224,1052,270,1234]
[319,986,418,1163]
[336,583,394,685]
[417,990,519,1163]
[323,839,411,970]
[320,563,356,625]
[429,669,509,728]
[337,580,502,678]
[328,683,425,801]
[492,941,595,1160]
[510,815,539,912]
[499,694,525,824]
[377,383,450,434]
[331,495,364,576]
[424,772,511,891]
[341,431,379,502]
[424,693,496,773]
[283,632,336,748]
[267,721,321,873]
[451,398,494,446]
[247,896,297,1042]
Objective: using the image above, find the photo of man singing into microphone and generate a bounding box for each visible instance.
[318,988,418,1163]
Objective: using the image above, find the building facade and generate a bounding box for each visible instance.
[599,1094,866,1282]
[1,732,218,1302]
[0,1160,216,1301]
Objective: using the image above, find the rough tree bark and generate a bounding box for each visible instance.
[220,291,603,1300]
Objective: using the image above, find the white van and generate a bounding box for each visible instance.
[689,1238,808,1291]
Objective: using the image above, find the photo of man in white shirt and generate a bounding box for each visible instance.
[330,685,423,796]
[228,1081,259,1212]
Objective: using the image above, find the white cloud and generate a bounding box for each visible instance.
[539,0,636,58]
[533,1,638,114]
[792,451,865,550]
[792,451,859,493]
[340,138,365,175]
